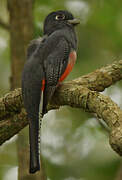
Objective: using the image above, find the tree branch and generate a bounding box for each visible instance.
[0,108,27,145]
[1,60,122,120]
[69,60,122,91]
[0,60,122,156]
[54,84,122,156]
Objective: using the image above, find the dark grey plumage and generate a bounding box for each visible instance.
[22,10,79,173]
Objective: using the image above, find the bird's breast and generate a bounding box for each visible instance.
[59,50,77,82]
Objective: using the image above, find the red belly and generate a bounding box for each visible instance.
[59,51,77,82]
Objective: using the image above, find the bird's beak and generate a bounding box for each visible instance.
[67,18,80,26]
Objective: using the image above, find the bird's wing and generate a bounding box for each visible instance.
[42,37,70,114]
[27,36,47,59]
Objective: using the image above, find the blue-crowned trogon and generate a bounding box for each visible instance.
[22,10,80,173]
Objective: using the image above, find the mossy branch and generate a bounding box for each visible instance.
[0,60,122,156]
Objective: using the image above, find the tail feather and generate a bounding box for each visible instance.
[29,92,43,174]
[29,118,40,173]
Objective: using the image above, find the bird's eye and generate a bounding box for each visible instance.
[55,14,65,20]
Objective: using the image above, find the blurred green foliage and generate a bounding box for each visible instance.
[0,0,122,180]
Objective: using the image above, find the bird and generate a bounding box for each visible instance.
[22,10,80,174]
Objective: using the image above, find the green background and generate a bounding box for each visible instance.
[0,0,122,180]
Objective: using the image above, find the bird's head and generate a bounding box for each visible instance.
[43,10,80,35]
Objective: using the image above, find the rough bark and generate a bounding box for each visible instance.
[1,60,122,120]
[0,60,122,157]
[69,60,122,91]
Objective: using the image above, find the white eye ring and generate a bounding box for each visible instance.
[55,14,65,20]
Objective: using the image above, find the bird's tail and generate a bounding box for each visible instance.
[29,92,43,173]
[29,117,40,173]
